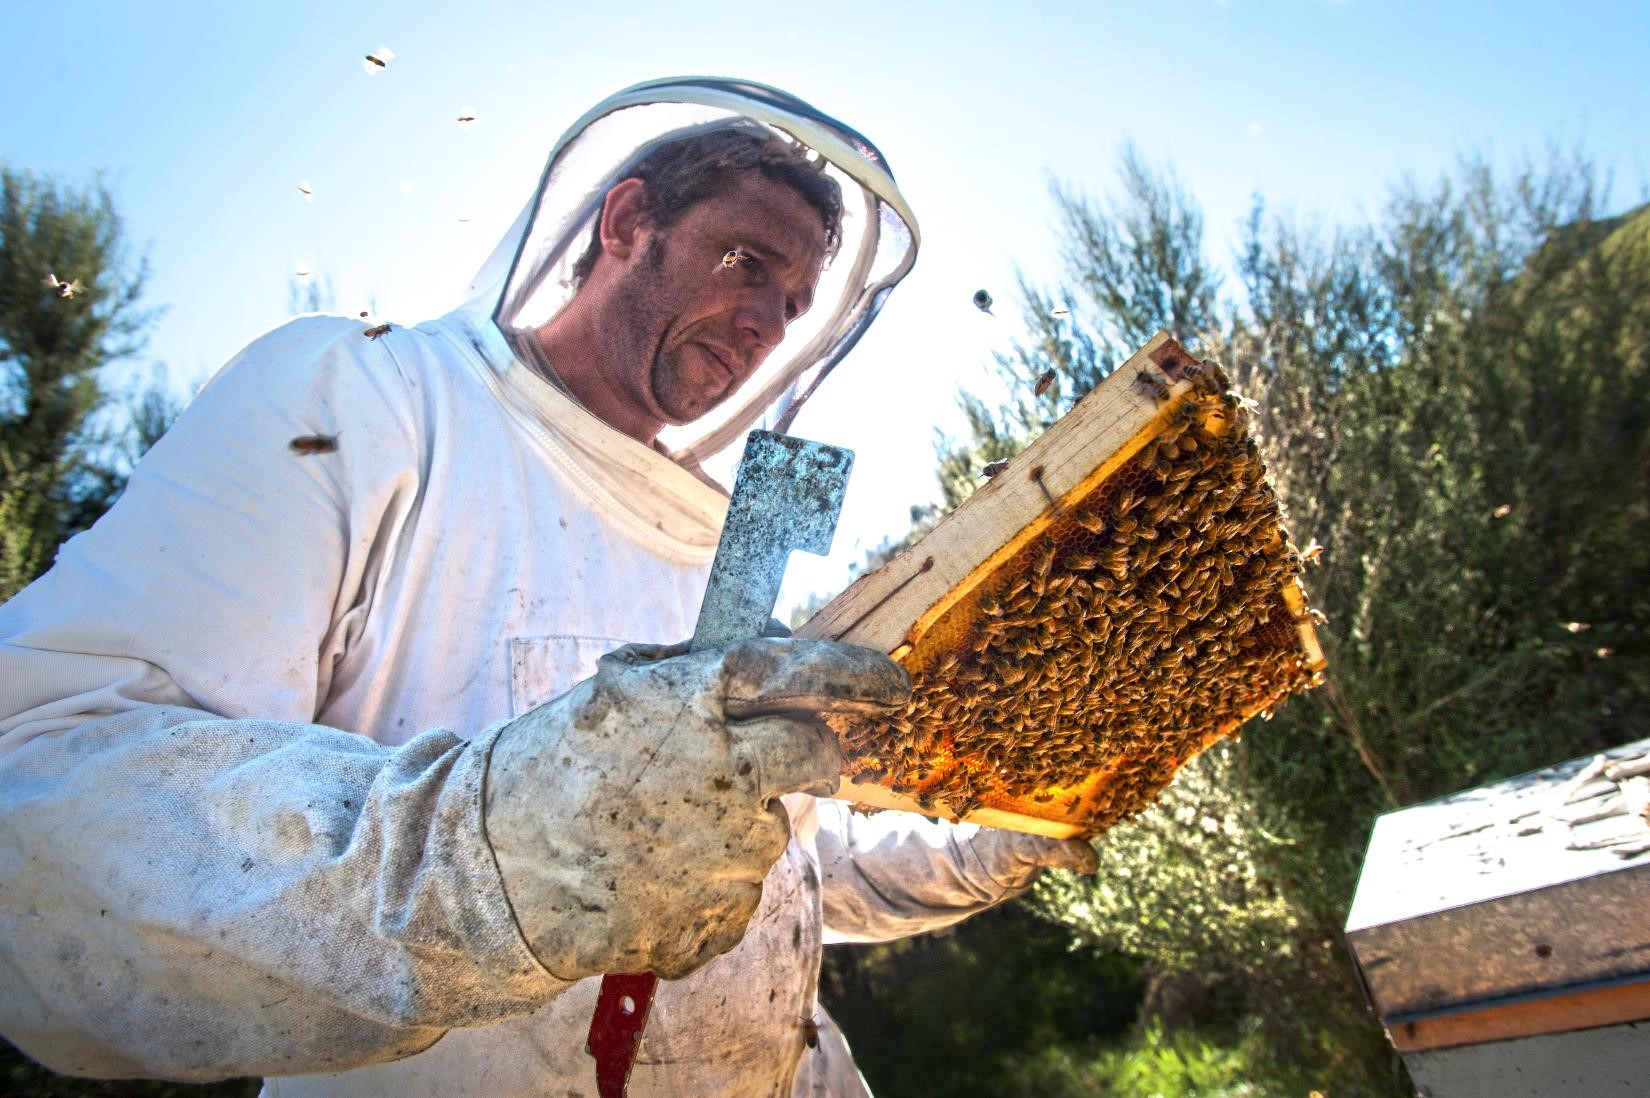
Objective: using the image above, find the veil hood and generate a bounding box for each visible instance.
[459,77,920,469]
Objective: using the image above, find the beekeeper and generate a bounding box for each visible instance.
[0,78,1095,1096]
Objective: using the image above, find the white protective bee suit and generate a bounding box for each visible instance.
[0,79,1093,1096]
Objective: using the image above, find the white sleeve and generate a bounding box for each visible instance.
[0,318,566,1081]
[813,799,1051,945]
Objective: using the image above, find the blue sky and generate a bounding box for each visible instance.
[4,1,1648,610]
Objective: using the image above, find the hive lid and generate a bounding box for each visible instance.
[1346,737,1650,1028]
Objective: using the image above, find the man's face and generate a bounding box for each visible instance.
[609,171,829,427]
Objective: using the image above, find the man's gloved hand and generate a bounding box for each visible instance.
[484,638,909,981]
[961,827,1099,895]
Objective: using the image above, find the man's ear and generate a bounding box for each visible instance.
[599,177,649,262]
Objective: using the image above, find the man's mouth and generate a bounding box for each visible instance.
[695,341,740,385]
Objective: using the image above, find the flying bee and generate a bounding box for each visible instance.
[1133,369,1171,402]
[717,246,753,273]
[1033,369,1057,398]
[1300,539,1325,565]
[362,47,395,74]
[289,433,339,456]
[456,108,477,125]
[42,273,82,299]
[973,289,994,314]
[296,181,315,201]
[363,323,392,340]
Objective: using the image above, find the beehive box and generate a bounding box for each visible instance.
[797,331,1325,839]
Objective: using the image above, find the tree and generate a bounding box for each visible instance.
[0,165,159,601]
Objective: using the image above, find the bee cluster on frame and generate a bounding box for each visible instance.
[834,356,1323,837]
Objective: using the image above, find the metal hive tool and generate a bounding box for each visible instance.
[798,332,1326,839]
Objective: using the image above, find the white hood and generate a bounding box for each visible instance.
[458,77,920,475]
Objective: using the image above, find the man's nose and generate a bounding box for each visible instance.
[735,290,789,360]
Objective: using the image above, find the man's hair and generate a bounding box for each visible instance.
[570,128,845,285]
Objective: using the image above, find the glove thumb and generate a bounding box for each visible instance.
[719,638,911,720]
[1040,837,1100,876]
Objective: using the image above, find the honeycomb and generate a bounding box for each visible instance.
[830,356,1324,838]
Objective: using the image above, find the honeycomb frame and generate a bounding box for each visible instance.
[798,332,1326,839]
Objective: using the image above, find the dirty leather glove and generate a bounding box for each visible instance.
[484,637,909,981]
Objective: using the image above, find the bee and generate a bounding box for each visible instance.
[1492,504,1512,519]
[1133,369,1171,402]
[1561,621,1590,634]
[289,434,339,456]
[981,459,1009,479]
[1034,539,1058,579]
[1073,509,1105,535]
[363,323,392,340]
[717,247,753,273]
[42,273,82,299]
[973,289,994,314]
[363,47,395,74]
[1300,540,1325,565]
[296,181,315,202]
[1033,369,1057,398]
[456,109,477,125]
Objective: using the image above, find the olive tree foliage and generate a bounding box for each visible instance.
[1226,162,1650,929]
[0,165,170,601]
[1034,743,1298,975]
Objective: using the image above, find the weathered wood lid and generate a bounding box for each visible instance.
[1346,738,1650,1051]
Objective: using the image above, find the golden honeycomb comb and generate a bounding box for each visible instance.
[798,332,1325,838]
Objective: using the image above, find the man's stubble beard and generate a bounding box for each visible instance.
[614,235,704,426]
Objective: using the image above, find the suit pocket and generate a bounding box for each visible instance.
[507,635,628,717]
